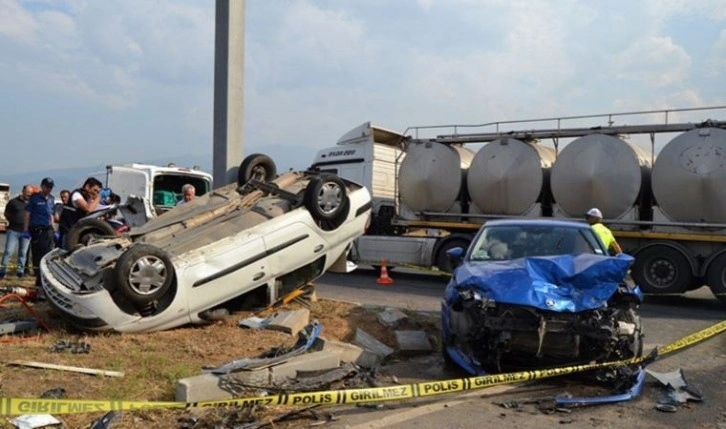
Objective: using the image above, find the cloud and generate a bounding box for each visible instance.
[0,0,37,43]
[711,29,726,77]
[0,0,213,111]
[614,36,691,87]
[644,0,726,23]
[1,0,725,178]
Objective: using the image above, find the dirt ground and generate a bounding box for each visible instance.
[0,276,440,429]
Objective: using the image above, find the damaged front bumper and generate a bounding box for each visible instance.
[40,246,190,332]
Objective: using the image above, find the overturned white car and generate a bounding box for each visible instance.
[40,171,371,333]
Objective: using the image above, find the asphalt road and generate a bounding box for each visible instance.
[315,266,726,429]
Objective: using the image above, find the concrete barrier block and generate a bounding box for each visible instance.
[312,337,364,363]
[395,330,432,354]
[176,369,269,403]
[353,328,394,358]
[269,350,340,383]
[267,309,310,336]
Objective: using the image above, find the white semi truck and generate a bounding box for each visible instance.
[310,106,726,303]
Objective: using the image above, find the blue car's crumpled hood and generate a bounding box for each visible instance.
[447,253,636,312]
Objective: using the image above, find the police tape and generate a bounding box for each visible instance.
[1,319,725,416]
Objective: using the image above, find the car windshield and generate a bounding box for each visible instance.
[468,224,604,261]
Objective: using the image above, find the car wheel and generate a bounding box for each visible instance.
[435,238,471,273]
[65,218,117,251]
[238,153,277,186]
[616,308,643,358]
[441,334,456,366]
[631,245,693,295]
[706,253,726,305]
[304,174,349,229]
[113,244,174,307]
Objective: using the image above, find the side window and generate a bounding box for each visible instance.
[580,230,604,254]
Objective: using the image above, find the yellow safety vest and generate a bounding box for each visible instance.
[591,223,616,252]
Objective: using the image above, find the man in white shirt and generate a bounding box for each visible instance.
[177,184,196,206]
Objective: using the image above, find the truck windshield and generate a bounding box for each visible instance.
[152,175,211,209]
[469,225,602,261]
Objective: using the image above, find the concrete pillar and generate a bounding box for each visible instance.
[213,0,245,186]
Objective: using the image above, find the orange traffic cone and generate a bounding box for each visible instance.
[377,260,394,285]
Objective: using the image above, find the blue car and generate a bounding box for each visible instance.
[441,219,644,403]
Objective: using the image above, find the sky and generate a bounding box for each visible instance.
[1,0,725,183]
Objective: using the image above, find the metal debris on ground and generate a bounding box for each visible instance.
[182,406,260,429]
[50,340,91,354]
[238,315,274,330]
[498,401,521,409]
[219,362,373,398]
[655,404,679,413]
[90,411,120,429]
[0,293,50,342]
[284,362,360,391]
[256,283,316,315]
[39,388,66,399]
[0,320,38,336]
[205,321,322,374]
[647,368,703,405]
[236,405,322,429]
[9,414,62,429]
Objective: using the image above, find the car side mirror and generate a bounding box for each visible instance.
[446,247,464,267]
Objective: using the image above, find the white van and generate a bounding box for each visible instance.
[99,164,213,219]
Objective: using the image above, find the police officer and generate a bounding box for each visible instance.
[23,177,56,287]
[585,208,623,255]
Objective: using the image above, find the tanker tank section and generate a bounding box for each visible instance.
[550,134,651,222]
[467,138,556,216]
[651,127,726,224]
[398,141,474,220]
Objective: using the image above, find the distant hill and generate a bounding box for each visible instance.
[0,145,314,196]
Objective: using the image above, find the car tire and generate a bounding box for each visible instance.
[441,336,456,366]
[631,245,693,295]
[616,308,643,358]
[113,244,174,307]
[304,174,349,229]
[65,218,117,251]
[238,153,277,186]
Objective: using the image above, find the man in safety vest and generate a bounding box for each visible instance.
[585,208,622,255]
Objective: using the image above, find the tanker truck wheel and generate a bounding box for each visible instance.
[631,245,693,295]
[705,253,726,305]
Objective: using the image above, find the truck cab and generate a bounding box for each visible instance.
[311,122,406,231]
[101,164,213,219]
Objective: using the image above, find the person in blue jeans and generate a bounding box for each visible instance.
[24,177,56,287]
[0,185,34,279]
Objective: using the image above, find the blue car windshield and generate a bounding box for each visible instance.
[468,225,604,261]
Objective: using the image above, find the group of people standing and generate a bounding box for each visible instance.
[2,177,197,288]
[0,177,103,287]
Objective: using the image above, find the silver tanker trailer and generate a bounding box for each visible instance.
[310,107,726,303]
